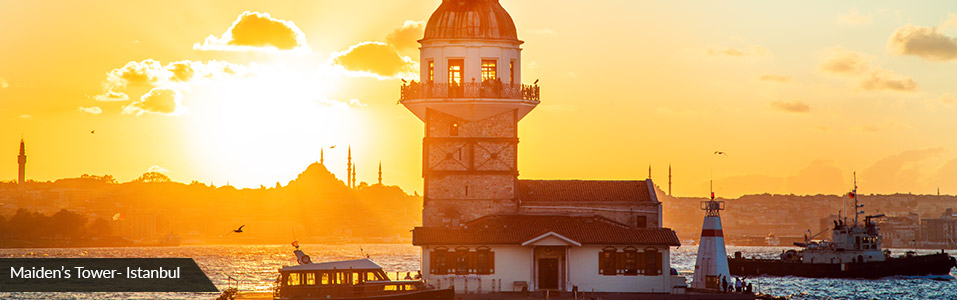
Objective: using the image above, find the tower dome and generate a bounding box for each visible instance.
[423,0,519,41]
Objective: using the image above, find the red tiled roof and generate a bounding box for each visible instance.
[413,215,679,246]
[518,180,655,203]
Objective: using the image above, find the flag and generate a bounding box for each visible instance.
[711,192,715,199]
[848,191,855,199]
[291,241,299,248]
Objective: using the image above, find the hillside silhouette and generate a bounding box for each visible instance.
[0,163,421,247]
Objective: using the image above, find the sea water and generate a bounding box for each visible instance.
[0,244,953,299]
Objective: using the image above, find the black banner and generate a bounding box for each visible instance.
[0,258,219,292]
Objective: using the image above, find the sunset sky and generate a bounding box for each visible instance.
[3,1,957,197]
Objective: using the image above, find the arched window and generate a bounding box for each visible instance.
[431,247,449,275]
[475,246,495,274]
[455,246,470,275]
[643,247,662,276]
[599,247,617,276]
[622,247,638,276]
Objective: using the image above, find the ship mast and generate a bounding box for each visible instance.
[853,172,861,227]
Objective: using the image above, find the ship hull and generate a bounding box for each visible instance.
[277,288,453,300]
[729,253,956,279]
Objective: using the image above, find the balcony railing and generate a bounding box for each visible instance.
[400,81,541,101]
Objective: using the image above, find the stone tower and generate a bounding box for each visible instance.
[17,138,26,185]
[400,0,541,227]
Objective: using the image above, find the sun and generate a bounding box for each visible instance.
[183,61,364,188]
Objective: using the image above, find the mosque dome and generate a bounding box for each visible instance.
[423,0,519,41]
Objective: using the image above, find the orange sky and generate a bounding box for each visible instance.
[3,1,957,197]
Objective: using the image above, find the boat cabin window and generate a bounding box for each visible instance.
[321,272,330,285]
[305,272,316,285]
[352,272,360,285]
[286,272,301,286]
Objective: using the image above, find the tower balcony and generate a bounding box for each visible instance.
[400,82,541,102]
[399,81,541,122]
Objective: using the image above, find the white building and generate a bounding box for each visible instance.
[402,0,681,294]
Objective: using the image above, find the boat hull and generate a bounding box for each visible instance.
[277,288,454,300]
[729,253,956,278]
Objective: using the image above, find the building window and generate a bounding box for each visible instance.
[450,122,459,136]
[481,60,497,82]
[428,60,434,82]
[475,247,494,274]
[432,248,449,275]
[287,272,301,286]
[455,247,469,275]
[643,247,661,276]
[636,216,647,228]
[509,61,515,84]
[599,247,617,276]
[622,248,638,275]
[448,59,463,85]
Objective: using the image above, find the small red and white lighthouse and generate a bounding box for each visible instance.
[692,192,730,290]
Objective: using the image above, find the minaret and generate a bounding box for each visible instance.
[648,164,652,179]
[320,148,324,165]
[17,138,26,185]
[351,162,356,189]
[692,191,730,290]
[377,161,382,185]
[346,146,352,189]
[668,164,672,196]
[400,0,540,226]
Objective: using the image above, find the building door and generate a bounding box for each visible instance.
[537,258,559,290]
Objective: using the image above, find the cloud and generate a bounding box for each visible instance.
[819,48,917,92]
[758,74,791,83]
[386,20,425,52]
[95,59,247,102]
[0,77,8,88]
[858,69,917,91]
[887,24,957,61]
[78,106,103,115]
[147,165,170,174]
[19,114,31,119]
[838,9,873,25]
[770,100,810,113]
[923,93,956,110]
[706,45,768,57]
[194,11,309,52]
[331,41,416,78]
[122,87,186,116]
[861,148,946,194]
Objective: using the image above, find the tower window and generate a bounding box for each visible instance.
[448,59,463,85]
[428,60,434,82]
[509,61,515,84]
[450,122,459,136]
[481,60,497,82]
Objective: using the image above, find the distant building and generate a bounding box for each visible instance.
[402,0,679,294]
[920,209,957,248]
[878,213,919,248]
[17,138,26,185]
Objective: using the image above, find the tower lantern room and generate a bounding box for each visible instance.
[401,0,541,227]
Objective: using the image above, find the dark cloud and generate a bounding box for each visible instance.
[386,20,425,52]
[195,11,309,51]
[332,41,415,78]
[888,24,957,61]
[770,100,810,113]
[122,87,185,116]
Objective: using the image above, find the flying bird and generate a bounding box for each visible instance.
[714,151,726,155]
[533,79,539,85]
[329,145,336,149]
[90,130,95,134]
[233,225,245,233]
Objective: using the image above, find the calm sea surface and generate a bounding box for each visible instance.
[0,244,954,299]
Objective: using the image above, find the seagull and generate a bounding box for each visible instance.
[233,225,245,233]
[90,130,95,134]
[329,145,337,149]
[714,151,726,155]
[533,79,539,85]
